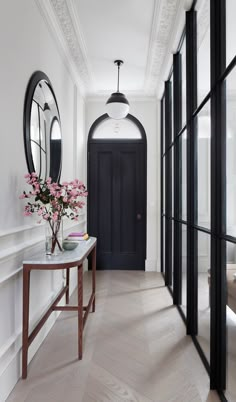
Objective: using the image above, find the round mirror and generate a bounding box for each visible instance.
[24,71,62,182]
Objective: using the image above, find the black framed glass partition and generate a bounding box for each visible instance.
[160,0,236,399]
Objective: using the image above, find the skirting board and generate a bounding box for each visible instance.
[145,259,158,272]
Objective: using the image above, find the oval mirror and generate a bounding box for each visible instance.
[24,71,62,182]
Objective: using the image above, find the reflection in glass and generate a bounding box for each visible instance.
[170,73,174,142]
[181,132,187,221]
[197,103,211,229]
[163,156,166,215]
[226,68,236,237]
[170,220,174,290]
[197,0,210,106]
[226,242,236,401]
[163,217,166,275]
[180,37,186,127]
[197,231,211,363]
[50,119,62,182]
[27,77,61,182]
[226,0,236,66]
[181,224,187,316]
[92,117,142,140]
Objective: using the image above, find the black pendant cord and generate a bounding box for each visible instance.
[114,60,123,93]
[117,63,120,92]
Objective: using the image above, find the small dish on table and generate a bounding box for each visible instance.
[62,241,78,251]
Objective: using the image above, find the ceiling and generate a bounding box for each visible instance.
[46,0,193,98]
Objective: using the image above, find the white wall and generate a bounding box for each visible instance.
[0,1,86,400]
[85,98,159,271]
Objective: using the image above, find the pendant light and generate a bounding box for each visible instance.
[105,60,130,120]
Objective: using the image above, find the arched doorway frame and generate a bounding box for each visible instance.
[87,113,147,269]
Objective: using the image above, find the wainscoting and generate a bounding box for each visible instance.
[0,219,86,402]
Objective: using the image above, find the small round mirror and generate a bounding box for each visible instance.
[24,71,62,182]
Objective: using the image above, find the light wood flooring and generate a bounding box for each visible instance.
[7,271,220,402]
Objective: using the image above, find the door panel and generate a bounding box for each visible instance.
[88,141,146,270]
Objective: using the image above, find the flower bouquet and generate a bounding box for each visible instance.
[20,173,88,254]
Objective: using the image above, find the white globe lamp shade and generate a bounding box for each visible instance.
[105,92,130,120]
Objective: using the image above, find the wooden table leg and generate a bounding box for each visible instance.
[66,268,70,304]
[92,246,96,313]
[22,267,30,379]
[78,264,83,359]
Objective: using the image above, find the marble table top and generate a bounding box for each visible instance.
[23,237,96,266]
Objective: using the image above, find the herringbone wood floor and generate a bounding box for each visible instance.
[7,271,220,402]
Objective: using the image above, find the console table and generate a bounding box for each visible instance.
[22,237,97,379]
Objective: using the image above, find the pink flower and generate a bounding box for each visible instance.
[43,214,50,220]
[52,212,59,221]
[19,194,27,199]
[46,177,52,184]
[70,189,77,197]
[24,211,32,216]
[24,173,31,178]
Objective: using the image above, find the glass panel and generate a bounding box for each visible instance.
[163,217,166,275]
[226,240,236,401]
[172,146,174,217]
[197,230,211,363]
[163,156,165,215]
[93,117,142,139]
[181,224,187,316]
[196,0,210,106]
[226,0,236,66]
[197,102,211,229]
[170,72,174,142]
[181,131,187,221]
[170,220,174,290]
[226,67,236,237]
[162,96,165,153]
[180,37,186,128]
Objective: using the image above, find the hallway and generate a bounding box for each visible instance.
[8,271,219,402]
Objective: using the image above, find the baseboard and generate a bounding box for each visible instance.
[145,259,157,271]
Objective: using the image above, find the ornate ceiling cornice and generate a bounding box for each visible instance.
[40,0,194,98]
[144,0,181,94]
[50,0,92,89]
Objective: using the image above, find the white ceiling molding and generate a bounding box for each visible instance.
[49,0,92,89]
[156,0,211,99]
[39,0,195,99]
[145,0,184,95]
[35,0,86,95]
[156,0,194,99]
[64,0,95,89]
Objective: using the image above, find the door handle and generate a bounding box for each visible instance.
[137,213,142,220]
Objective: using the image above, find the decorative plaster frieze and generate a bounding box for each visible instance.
[50,0,92,89]
[145,0,181,94]
[45,0,193,98]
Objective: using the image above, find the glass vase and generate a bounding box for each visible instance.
[45,218,63,255]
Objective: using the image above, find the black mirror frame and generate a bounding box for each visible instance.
[23,70,62,182]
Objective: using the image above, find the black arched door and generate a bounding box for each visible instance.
[88,114,147,270]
